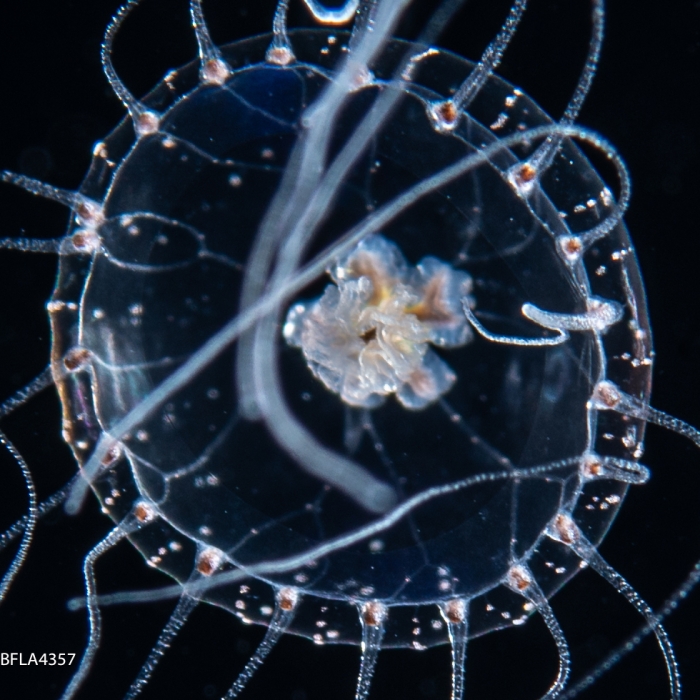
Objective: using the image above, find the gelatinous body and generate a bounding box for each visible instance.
[0,1,699,700]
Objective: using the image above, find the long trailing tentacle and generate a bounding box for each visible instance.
[0,479,74,554]
[1,171,84,209]
[0,274,54,607]
[60,506,152,700]
[523,0,605,175]
[0,429,37,603]
[0,367,54,419]
[123,591,200,700]
[579,375,700,697]
[430,0,529,125]
[1,172,103,231]
[548,514,681,700]
[506,565,571,700]
[223,587,300,698]
[355,601,388,700]
[102,0,161,136]
[589,383,699,686]
[439,599,469,700]
[562,556,700,699]
[592,380,700,448]
[0,237,61,253]
[0,363,65,563]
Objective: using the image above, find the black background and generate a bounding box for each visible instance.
[0,1,699,699]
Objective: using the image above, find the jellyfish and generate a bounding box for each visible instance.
[0,1,699,699]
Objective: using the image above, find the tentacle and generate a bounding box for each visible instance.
[580,452,650,485]
[592,380,700,448]
[0,428,37,603]
[123,591,199,699]
[355,601,387,700]
[523,0,605,175]
[0,367,53,419]
[462,300,568,347]
[506,565,571,700]
[439,599,469,700]
[189,0,231,84]
[223,587,300,698]
[266,0,295,66]
[522,298,623,333]
[548,514,681,700]
[60,506,152,700]
[463,294,623,347]
[1,172,102,254]
[0,237,61,253]
[567,136,632,249]
[1,171,102,219]
[430,0,528,129]
[0,479,74,554]
[562,557,700,699]
[102,0,161,136]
